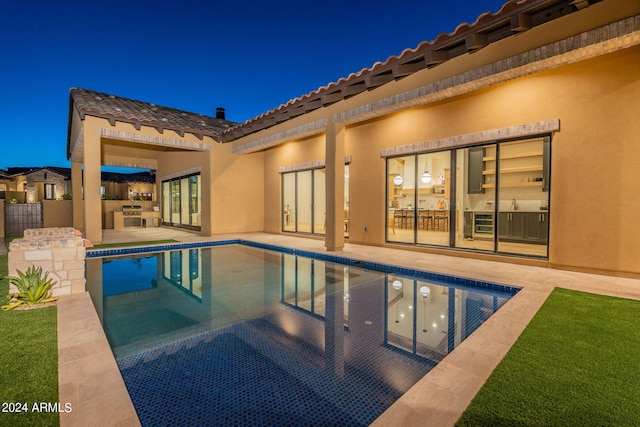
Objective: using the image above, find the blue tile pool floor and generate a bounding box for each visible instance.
[95,242,517,426]
[118,311,433,426]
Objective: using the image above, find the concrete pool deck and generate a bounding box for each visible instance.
[58,229,640,426]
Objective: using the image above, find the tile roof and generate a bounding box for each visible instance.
[221,0,602,142]
[4,166,71,178]
[69,88,236,140]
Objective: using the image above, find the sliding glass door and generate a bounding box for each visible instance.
[281,169,323,235]
[281,166,349,237]
[387,136,550,258]
[162,173,201,230]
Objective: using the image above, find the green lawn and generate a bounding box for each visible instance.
[457,287,640,426]
[0,244,59,426]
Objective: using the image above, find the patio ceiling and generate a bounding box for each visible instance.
[101,138,183,169]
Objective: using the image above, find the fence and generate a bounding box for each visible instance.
[4,203,43,237]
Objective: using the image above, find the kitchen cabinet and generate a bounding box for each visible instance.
[525,212,548,243]
[498,212,526,240]
[498,212,548,244]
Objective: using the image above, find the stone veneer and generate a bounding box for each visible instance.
[8,228,86,297]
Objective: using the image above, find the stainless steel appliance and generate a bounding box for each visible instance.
[122,205,142,227]
[473,212,494,240]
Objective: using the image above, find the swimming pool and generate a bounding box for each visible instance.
[86,241,518,426]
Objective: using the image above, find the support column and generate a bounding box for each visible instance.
[71,161,84,232]
[83,136,102,243]
[325,117,345,251]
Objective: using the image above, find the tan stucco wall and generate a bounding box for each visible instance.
[209,144,265,234]
[344,46,640,276]
[254,25,640,275]
[42,200,73,227]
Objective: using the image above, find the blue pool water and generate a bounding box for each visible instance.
[86,241,518,426]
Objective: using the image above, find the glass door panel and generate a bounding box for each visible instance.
[297,170,312,233]
[170,180,181,225]
[387,156,414,243]
[190,175,201,227]
[497,137,549,256]
[180,178,190,226]
[313,169,326,234]
[417,151,450,246]
[344,164,350,238]
[162,182,170,225]
[282,173,296,232]
[454,145,496,251]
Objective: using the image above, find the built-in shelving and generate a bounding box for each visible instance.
[483,150,543,162]
[482,181,543,189]
[483,166,543,175]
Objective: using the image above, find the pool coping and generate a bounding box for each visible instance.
[59,233,640,426]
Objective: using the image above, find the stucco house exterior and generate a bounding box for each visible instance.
[67,0,640,278]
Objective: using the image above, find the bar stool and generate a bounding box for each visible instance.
[394,210,405,228]
[405,209,415,229]
[434,212,448,231]
[419,211,433,230]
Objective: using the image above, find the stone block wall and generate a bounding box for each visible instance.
[8,228,86,297]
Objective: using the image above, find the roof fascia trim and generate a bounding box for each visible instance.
[103,160,158,169]
[380,119,560,157]
[99,128,212,151]
[277,155,352,174]
[338,16,640,126]
[232,118,327,154]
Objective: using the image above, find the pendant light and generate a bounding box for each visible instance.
[393,162,403,186]
[420,160,432,184]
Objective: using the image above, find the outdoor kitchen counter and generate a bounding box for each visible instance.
[112,210,161,229]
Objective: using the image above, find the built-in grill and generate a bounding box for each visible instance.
[122,205,142,227]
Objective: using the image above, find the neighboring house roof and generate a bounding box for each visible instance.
[5,166,71,178]
[2,167,155,184]
[220,0,602,142]
[68,88,237,141]
[0,170,13,180]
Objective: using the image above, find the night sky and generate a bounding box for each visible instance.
[1,0,504,170]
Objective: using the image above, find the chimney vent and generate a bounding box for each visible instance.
[216,107,226,120]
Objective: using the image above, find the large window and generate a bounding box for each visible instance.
[162,173,201,230]
[386,136,550,258]
[281,164,350,237]
[44,183,56,200]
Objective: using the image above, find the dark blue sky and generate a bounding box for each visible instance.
[1,0,503,170]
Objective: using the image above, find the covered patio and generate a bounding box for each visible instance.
[66,88,234,244]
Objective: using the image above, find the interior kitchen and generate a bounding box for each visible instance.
[387,136,550,257]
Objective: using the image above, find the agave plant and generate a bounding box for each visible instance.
[1,266,58,311]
